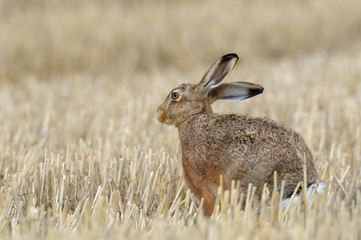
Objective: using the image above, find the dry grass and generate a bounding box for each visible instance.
[0,0,361,239]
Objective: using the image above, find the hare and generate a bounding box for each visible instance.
[157,53,324,216]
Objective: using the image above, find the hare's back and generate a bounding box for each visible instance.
[182,113,312,165]
[206,114,304,145]
[211,114,313,166]
[182,113,309,151]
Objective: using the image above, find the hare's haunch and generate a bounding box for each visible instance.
[157,53,323,216]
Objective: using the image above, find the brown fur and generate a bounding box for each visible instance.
[157,53,318,216]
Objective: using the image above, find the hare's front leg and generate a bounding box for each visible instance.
[182,162,215,216]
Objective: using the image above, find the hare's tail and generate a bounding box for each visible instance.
[282,182,326,210]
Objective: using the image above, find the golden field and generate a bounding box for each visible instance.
[0,0,361,239]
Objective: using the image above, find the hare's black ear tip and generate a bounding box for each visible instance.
[252,85,264,96]
[224,53,239,60]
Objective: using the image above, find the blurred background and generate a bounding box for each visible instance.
[1,0,361,79]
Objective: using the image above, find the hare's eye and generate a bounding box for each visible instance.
[171,92,180,100]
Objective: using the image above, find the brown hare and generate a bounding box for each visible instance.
[157,53,324,216]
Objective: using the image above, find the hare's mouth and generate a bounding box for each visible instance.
[157,107,171,124]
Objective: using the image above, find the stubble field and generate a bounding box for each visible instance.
[0,0,361,239]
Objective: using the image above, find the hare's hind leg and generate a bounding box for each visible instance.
[182,164,216,216]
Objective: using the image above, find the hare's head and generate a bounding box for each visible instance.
[157,53,264,127]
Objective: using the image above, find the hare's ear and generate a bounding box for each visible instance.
[198,53,239,90]
[208,82,264,104]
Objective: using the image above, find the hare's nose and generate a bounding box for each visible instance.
[156,106,166,122]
